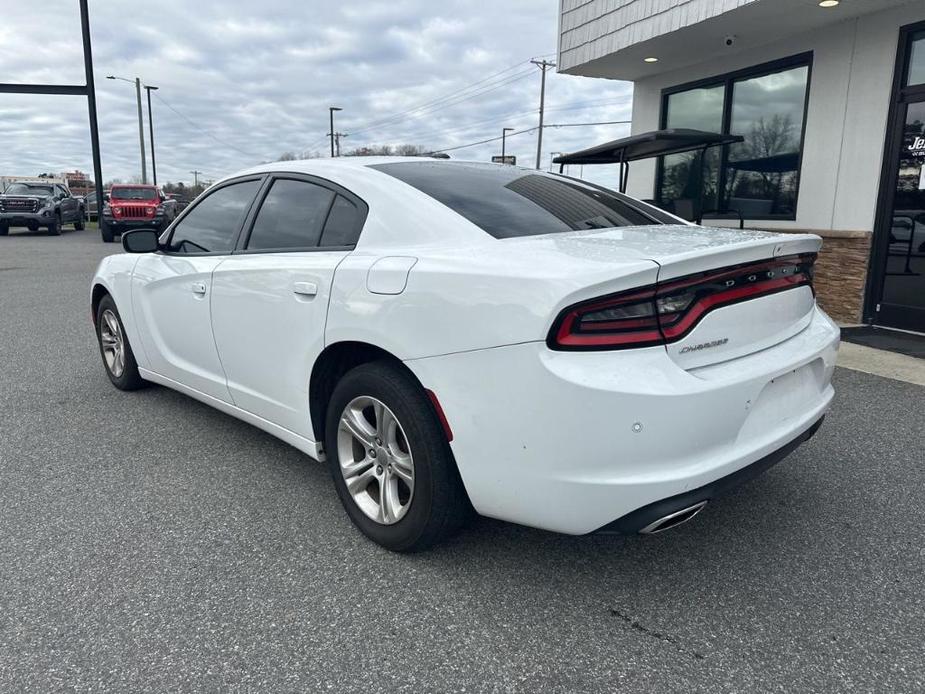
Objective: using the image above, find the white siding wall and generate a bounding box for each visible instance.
[626,3,925,232]
[560,0,759,72]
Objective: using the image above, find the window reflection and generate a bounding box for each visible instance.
[725,65,808,217]
[656,60,809,220]
[907,31,925,87]
[658,86,723,215]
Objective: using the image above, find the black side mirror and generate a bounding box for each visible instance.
[122,228,160,253]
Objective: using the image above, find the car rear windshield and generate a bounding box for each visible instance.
[369,161,667,239]
[111,187,157,200]
[5,183,52,196]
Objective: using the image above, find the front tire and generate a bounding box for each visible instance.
[0,223,8,236]
[325,361,469,552]
[100,219,115,243]
[95,295,146,390]
[47,213,61,236]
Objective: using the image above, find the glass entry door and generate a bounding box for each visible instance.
[878,99,925,331]
[874,26,925,333]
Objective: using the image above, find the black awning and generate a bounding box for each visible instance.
[552,128,744,165]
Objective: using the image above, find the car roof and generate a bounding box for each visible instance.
[228,157,509,250]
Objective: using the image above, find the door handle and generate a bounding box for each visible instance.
[191,281,207,295]
[293,281,318,297]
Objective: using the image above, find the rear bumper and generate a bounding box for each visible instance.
[596,415,824,534]
[405,306,839,535]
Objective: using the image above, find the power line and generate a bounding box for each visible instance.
[346,59,536,136]
[152,92,261,159]
[344,52,560,140]
[351,94,634,147]
[430,120,631,154]
[348,66,536,137]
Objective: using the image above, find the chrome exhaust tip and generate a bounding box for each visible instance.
[638,500,708,535]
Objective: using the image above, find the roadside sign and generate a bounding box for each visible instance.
[491,155,516,165]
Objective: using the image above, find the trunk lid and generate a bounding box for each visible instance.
[516,224,821,367]
[649,228,820,369]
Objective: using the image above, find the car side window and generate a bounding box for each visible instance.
[246,179,335,251]
[167,179,261,254]
[319,195,362,247]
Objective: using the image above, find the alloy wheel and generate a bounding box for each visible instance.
[99,309,125,378]
[337,396,415,525]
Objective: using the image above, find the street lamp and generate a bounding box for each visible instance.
[501,127,515,162]
[329,106,342,157]
[107,75,147,184]
[143,85,159,186]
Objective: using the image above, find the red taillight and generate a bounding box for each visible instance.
[552,286,663,349]
[548,254,816,351]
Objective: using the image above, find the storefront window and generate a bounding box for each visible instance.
[907,31,925,86]
[656,56,810,220]
[725,65,808,217]
[659,86,723,217]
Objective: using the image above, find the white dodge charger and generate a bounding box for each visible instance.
[90,158,840,551]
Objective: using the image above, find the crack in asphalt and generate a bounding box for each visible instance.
[609,608,706,660]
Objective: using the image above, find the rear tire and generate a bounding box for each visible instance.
[325,361,469,552]
[95,295,146,391]
[75,210,85,231]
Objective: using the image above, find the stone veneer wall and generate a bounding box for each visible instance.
[768,229,873,324]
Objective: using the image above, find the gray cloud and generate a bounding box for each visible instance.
[0,1,631,188]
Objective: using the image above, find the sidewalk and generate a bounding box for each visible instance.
[837,340,925,386]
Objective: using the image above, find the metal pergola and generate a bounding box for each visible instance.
[553,129,744,225]
[0,0,104,216]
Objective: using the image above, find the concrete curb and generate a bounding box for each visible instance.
[836,341,925,387]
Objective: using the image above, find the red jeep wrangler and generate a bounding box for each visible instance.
[100,184,178,243]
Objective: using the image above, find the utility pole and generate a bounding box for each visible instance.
[530,59,556,170]
[329,106,342,157]
[334,132,348,157]
[189,170,202,187]
[501,127,514,162]
[144,85,159,186]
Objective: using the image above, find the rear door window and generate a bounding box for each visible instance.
[370,161,662,239]
[246,179,335,251]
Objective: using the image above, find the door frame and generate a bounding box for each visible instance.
[865,19,925,328]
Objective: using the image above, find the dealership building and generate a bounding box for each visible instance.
[558,0,925,331]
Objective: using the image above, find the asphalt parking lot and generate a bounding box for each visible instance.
[1,229,923,693]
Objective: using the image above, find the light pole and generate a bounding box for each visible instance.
[144,85,159,186]
[107,75,147,183]
[329,106,342,157]
[501,127,514,162]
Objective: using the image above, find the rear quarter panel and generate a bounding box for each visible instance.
[325,247,659,359]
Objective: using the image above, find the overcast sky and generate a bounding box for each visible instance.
[0,1,632,188]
